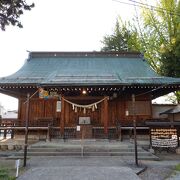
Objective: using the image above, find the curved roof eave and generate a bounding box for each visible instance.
[0,51,180,87]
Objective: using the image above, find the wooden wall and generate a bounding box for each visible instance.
[18,94,152,127]
[19,98,57,125]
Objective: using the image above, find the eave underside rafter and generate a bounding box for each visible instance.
[0,83,179,99]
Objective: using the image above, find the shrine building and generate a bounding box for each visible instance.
[0,51,180,139]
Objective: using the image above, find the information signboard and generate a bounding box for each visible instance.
[150,128,178,148]
[79,117,91,125]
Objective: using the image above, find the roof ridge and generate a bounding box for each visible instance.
[29,51,141,58]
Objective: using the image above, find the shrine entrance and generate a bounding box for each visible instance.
[60,96,109,139]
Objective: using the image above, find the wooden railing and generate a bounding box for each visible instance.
[92,127,119,139]
[0,117,151,140]
[0,118,17,139]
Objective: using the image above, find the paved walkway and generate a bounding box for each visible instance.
[18,157,141,180]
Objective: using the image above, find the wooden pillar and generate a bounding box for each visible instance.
[132,94,138,166]
[3,129,7,139]
[47,124,51,142]
[17,98,21,120]
[104,97,108,136]
[60,97,65,136]
[11,129,14,139]
[24,93,30,167]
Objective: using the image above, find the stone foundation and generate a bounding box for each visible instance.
[0,138,38,151]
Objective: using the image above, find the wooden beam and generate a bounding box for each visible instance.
[104,97,108,136]
[65,96,103,101]
[0,89,20,98]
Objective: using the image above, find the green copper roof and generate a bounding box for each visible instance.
[0,52,180,86]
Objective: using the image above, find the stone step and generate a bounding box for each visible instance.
[8,152,159,160]
[5,140,158,160]
[8,155,159,161]
[21,141,157,160]
[27,147,144,152]
[30,144,136,148]
[12,151,156,157]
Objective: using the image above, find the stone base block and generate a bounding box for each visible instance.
[14,145,22,151]
[176,147,180,154]
[8,145,14,150]
[149,148,155,154]
[1,145,8,151]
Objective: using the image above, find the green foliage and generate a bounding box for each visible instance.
[101,17,140,52]
[175,91,180,103]
[140,0,180,101]
[139,0,180,77]
[0,0,35,30]
[175,163,180,171]
[101,0,180,76]
[0,168,15,180]
[101,0,180,102]
[0,168,8,179]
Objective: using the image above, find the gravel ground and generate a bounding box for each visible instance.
[137,152,180,180]
[139,167,172,180]
[167,171,180,180]
[122,158,173,180]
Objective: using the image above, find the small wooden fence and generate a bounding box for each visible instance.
[0,118,150,140]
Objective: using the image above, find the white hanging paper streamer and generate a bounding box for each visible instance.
[92,105,95,112]
[63,96,108,113]
[95,104,97,109]
[75,107,77,113]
